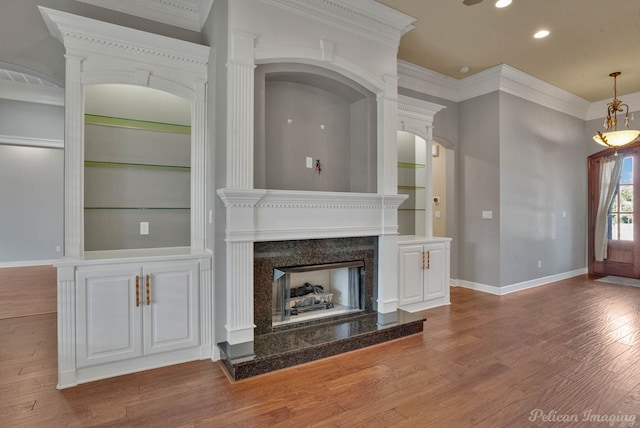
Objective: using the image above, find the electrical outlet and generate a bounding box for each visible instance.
[140,222,149,235]
[538,260,542,268]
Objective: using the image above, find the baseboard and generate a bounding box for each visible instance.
[455,267,588,296]
[0,259,58,268]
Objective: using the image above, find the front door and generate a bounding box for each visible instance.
[589,143,640,277]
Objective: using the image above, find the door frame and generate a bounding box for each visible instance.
[588,141,640,277]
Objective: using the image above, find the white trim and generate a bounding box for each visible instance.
[262,0,416,48]
[0,79,64,106]
[398,60,459,102]
[458,64,590,120]
[75,0,211,32]
[0,259,58,268]
[457,268,588,296]
[0,134,63,149]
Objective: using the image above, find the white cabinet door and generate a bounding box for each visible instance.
[398,245,424,306]
[76,265,143,368]
[143,261,200,355]
[424,242,446,300]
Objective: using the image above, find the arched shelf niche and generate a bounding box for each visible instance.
[254,62,377,193]
[39,7,209,257]
[397,95,446,238]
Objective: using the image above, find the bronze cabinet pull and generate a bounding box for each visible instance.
[427,250,431,270]
[135,276,140,307]
[146,274,150,305]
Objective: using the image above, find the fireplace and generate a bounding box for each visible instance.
[273,260,365,326]
[254,236,377,335]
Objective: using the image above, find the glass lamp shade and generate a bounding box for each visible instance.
[593,129,640,147]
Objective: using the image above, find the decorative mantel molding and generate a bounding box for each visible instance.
[218,189,408,243]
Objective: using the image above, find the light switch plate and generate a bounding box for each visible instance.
[140,222,149,235]
[482,211,493,220]
[434,211,441,219]
[306,157,313,168]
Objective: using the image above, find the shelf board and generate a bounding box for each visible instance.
[397,162,426,169]
[85,160,190,172]
[84,207,190,210]
[398,208,426,211]
[85,114,191,134]
[398,186,426,190]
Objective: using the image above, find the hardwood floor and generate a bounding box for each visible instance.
[1,272,640,427]
[0,265,57,320]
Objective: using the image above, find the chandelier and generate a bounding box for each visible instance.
[593,72,640,148]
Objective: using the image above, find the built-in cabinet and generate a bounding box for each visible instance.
[41,7,212,389]
[396,96,451,312]
[398,237,451,311]
[76,259,199,369]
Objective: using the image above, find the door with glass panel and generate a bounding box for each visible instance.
[589,143,640,277]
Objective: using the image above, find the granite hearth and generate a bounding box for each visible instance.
[218,310,425,380]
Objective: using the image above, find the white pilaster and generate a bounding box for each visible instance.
[64,54,85,257]
[225,240,256,344]
[227,31,256,189]
[378,74,399,195]
[199,257,212,357]
[57,266,77,388]
[191,79,207,251]
[217,189,265,344]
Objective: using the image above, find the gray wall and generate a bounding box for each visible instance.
[202,0,229,343]
[0,99,63,263]
[458,92,501,286]
[498,92,587,286]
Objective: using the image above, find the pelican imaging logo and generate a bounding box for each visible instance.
[529,409,636,426]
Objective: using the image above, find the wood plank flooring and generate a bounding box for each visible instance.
[0,265,57,320]
[1,271,640,427]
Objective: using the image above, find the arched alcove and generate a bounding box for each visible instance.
[254,63,377,193]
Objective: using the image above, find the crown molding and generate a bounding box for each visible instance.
[262,0,415,48]
[399,61,592,120]
[397,60,459,102]
[0,79,64,106]
[75,0,213,32]
[39,7,209,71]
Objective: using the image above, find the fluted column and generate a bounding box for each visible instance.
[226,31,256,189]
[217,189,265,344]
[377,75,400,313]
[64,54,85,257]
[191,79,207,251]
[57,266,77,388]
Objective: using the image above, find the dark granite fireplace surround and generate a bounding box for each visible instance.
[217,236,426,381]
[254,236,377,335]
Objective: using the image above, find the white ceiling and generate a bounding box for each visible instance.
[377,0,640,102]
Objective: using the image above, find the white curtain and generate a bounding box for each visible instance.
[594,155,624,261]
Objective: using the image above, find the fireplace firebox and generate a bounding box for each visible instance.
[254,236,377,335]
[273,260,364,326]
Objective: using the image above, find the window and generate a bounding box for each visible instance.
[609,156,633,240]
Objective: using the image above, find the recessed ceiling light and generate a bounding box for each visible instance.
[460,66,470,74]
[495,0,512,8]
[534,30,550,39]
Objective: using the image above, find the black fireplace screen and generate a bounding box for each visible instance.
[272,260,365,323]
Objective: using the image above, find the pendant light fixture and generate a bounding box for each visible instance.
[593,72,640,148]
